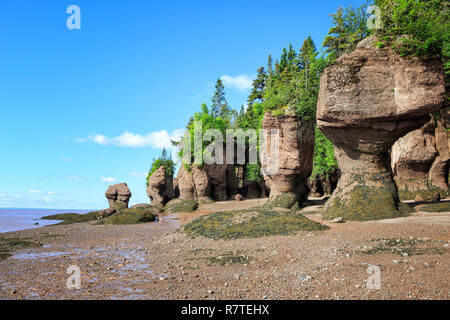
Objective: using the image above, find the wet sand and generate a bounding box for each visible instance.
[0,199,449,300]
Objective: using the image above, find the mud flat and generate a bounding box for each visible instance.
[0,199,449,300]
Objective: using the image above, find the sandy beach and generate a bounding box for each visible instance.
[0,198,449,300]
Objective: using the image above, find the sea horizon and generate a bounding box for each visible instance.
[0,208,95,234]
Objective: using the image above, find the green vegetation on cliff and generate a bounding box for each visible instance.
[146,148,176,186]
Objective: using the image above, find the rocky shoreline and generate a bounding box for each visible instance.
[0,199,449,300]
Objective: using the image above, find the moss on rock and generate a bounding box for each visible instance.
[165,199,198,213]
[0,236,42,260]
[420,202,450,212]
[265,193,299,210]
[323,185,411,221]
[398,187,447,202]
[184,208,328,240]
[101,208,158,225]
[41,211,100,225]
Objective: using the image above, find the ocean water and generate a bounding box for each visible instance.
[0,209,93,233]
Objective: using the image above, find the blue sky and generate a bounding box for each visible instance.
[0,0,367,209]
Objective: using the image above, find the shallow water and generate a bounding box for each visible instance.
[0,208,92,233]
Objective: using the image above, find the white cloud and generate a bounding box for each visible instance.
[42,197,52,203]
[77,128,185,149]
[15,195,21,199]
[29,189,43,194]
[61,156,73,162]
[0,194,5,197]
[66,176,81,181]
[101,177,116,183]
[220,74,255,92]
[47,192,57,195]
[130,172,147,178]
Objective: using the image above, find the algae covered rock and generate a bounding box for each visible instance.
[317,36,445,220]
[102,207,158,225]
[165,198,198,213]
[184,208,328,240]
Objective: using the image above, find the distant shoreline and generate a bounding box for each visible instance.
[0,208,94,234]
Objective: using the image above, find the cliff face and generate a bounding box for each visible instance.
[260,112,315,208]
[391,113,449,201]
[173,145,239,206]
[317,36,445,220]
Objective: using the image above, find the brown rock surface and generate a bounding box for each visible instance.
[204,162,228,201]
[317,36,445,220]
[191,165,212,203]
[105,183,132,210]
[429,112,450,194]
[391,120,438,200]
[261,112,315,208]
[146,166,175,206]
[176,165,196,200]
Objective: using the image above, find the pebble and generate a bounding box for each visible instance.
[330,217,344,224]
[298,275,312,281]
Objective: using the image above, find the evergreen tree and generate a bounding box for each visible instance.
[211,79,235,122]
[299,36,318,91]
[323,5,371,58]
[147,148,176,186]
[247,67,267,106]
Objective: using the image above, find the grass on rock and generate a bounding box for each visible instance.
[42,207,159,225]
[41,212,100,225]
[184,208,328,240]
[420,202,450,212]
[0,236,42,260]
[99,208,158,225]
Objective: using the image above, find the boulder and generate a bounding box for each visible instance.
[146,166,174,206]
[261,112,315,208]
[235,194,243,201]
[105,183,132,210]
[317,36,445,220]
[97,208,116,219]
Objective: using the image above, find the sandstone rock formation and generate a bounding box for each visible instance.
[191,165,212,203]
[105,183,132,210]
[429,109,450,194]
[391,116,449,201]
[174,145,239,206]
[261,112,315,208]
[176,165,196,200]
[146,166,175,206]
[317,36,445,220]
[308,170,340,198]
